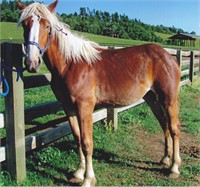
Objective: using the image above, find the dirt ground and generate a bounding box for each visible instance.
[135,128,200,185]
[137,130,200,160]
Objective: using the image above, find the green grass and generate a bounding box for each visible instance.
[179,79,200,135]
[0,22,23,42]
[80,31,148,46]
[155,32,172,40]
[24,86,56,107]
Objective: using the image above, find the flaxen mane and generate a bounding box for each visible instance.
[18,2,101,64]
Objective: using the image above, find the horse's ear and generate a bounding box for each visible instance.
[17,0,26,9]
[48,0,59,12]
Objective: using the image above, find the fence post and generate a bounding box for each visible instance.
[3,43,26,183]
[107,108,118,131]
[198,51,200,72]
[189,51,194,83]
[177,50,182,69]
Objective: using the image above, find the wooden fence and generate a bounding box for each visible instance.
[0,43,199,182]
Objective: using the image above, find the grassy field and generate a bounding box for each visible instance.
[1,22,199,50]
[0,22,147,46]
[0,22,23,42]
[155,32,172,40]
[0,76,199,186]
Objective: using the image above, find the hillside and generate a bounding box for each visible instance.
[0,22,149,46]
[154,32,172,40]
[0,22,199,50]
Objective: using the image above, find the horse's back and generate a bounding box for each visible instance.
[94,44,180,106]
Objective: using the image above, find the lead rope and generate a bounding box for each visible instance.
[0,62,26,97]
[0,74,9,97]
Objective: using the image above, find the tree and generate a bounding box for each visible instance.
[177,28,184,34]
[80,7,87,19]
[0,0,34,22]
[102,11,110,22]
[112,12,119,23]
[95,10,101,20]
[190,31,196,35]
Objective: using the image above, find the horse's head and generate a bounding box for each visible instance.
[18,0,58,73]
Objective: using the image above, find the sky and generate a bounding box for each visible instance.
[45,0,200,35]
[6,0,200,35]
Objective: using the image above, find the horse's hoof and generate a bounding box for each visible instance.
[160,162,170,169]
[69,176,84,184]
[169,172,180,179]
[160,157,171,168]
[82,177,96,187]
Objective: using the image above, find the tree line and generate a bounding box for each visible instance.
[1,0,196,44]
[60,8,165,43]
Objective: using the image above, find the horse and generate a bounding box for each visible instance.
[17,0,182,186]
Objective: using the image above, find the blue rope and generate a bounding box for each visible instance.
[0,63,26,97]
[0,75,9,97]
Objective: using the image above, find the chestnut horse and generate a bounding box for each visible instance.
[18,1,181,186]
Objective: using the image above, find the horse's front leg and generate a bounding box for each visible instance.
[68,115,86,183]
[78,100,96,187]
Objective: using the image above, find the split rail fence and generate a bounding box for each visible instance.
[0,43,199,182]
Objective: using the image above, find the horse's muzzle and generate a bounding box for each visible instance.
[25,56,42,73]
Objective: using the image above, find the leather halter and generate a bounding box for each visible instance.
[24,26,52,56]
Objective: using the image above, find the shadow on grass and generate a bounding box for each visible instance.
[26,141,169,186]
[93,148,170,176]
[27,155,81,186]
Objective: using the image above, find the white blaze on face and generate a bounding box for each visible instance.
[26,14,40,65]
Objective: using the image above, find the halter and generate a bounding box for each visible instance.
[24,26,52,56]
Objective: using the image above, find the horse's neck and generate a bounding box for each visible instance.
[44,39,70,77]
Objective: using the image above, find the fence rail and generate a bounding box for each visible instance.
[0,43,199,183]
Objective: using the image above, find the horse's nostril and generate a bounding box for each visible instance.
[24,57,41,73]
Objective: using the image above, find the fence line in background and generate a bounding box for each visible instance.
[0,43,199,183]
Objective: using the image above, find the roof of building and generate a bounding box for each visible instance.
[169,33,200,40]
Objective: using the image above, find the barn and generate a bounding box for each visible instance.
[168,33,200,47]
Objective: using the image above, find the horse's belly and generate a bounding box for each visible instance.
[95,82,151,107]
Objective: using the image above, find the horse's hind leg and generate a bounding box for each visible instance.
[166,99,182,178]
[143,91,173,167]
[151,85,181,178]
